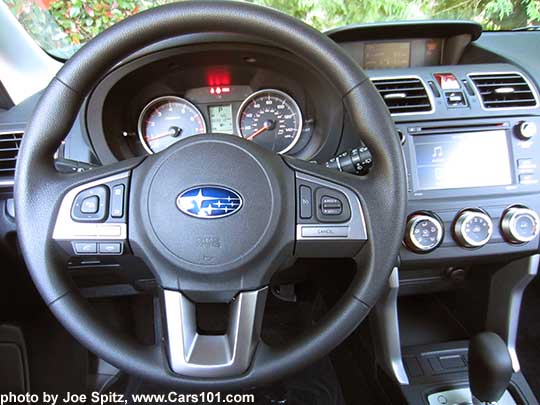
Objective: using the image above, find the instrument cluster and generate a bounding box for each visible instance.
[137,86,306,155]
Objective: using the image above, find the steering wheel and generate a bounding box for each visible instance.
[15,1,406,390]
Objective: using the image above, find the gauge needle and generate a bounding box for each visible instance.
[145,127,181,141]
[246,120,275,140]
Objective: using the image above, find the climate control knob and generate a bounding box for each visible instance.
[454,210,493,248]
[404,213,444,253]
[501,207,540,244]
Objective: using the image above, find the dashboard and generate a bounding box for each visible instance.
[2,20,540,274]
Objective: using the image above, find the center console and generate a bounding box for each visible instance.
[399,116,540,261]
[365,64,540,405]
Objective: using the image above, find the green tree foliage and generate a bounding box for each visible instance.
[4,0,540,58]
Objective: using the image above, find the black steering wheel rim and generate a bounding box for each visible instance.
[14,0,407,390]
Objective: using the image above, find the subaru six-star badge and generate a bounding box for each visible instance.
[176,186,243,218]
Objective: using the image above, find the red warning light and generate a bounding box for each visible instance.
[209,86,231,95]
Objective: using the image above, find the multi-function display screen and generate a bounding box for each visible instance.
[413,130,513,190]
[209,104,234,134]
[364,42,411,69]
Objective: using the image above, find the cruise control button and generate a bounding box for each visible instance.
[73,242,97,254]
[301,226,349,238]
[98,242,122,254]
[299,185,312,219]
[81,196,99,214]
[321,195,343,215]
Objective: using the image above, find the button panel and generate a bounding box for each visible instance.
[54,172,130,257]
[72,241,123,256]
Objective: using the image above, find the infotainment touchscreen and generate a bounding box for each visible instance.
[413,130,513,191]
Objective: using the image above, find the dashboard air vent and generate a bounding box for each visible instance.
[469,72,538,109]
[371,77,433,115]
[0,131,23,180]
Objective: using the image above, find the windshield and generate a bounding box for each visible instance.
[4,0,540,59]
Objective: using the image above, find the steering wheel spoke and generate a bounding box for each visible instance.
[161,287,268,378]
[51,159,142,257]
[288,159,369,259]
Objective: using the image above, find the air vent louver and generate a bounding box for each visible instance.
[469,72,538,109]
[0,131,23,180]
[372,77,433,115]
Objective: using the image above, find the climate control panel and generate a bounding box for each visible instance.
[403,205,540,256]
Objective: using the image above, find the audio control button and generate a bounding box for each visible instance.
[501,207,540,244]
[404,213,444,253]
[454,210,493,248]
[515,121,537,140]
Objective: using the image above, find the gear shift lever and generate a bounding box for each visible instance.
[468,332,513,403]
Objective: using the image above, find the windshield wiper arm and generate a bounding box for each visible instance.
[512,25,540,31]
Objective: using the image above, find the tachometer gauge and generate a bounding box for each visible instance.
[237,89,303,154]
[138,96,206,154]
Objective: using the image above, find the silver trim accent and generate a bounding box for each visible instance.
[404,214,443,252]
[52,172,129,241]
[501,207,540,244]
[486,254,539,373]
[467,71,540,111]
[163,288,267,378]
[453,210,493,248]
[0,178,14,187]
[0,130,24,136]
[427,388,516,405]
[137,96,207,155]
[371,268,409,385]
[236,88,303,155]
[370,75,435,116]
[295,172,367,241]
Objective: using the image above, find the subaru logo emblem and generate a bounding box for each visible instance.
[176,186,243,219]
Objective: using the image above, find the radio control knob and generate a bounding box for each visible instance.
[404,213,444,253]
[454,210,493,248]
[501,207,540,244]
[516,121,537,140]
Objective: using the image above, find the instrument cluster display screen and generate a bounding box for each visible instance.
[413,130,513,190]
[364,42,410,69]
[209,104,234,134]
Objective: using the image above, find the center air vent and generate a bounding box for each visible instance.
[0,130,23,181]
[371,77,433,115]
[469,72,539,109]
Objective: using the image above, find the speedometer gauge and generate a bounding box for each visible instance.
[138,96,206,154]
[237,89,303,154]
